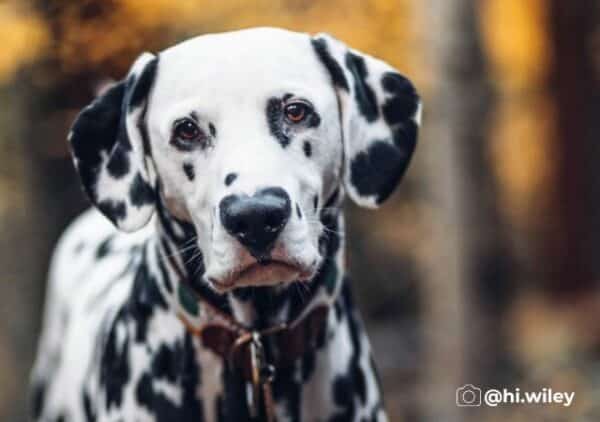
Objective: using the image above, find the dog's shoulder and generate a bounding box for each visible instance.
[53,208,150,270]
[48,208,152,297]
[31,209,156,420]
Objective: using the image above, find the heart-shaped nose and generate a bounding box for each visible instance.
[219,187,291,260]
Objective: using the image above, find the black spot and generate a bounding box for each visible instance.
[319,211,341,257]
[139,109,153,156]
[345,52,379,122]
[271,364,302,422]
[381,72,418,101]
[334,300,343,321]
[303,141,312,157]
[328,285,371,421]
[70,81,127,203]
[31,380,45,419]
[296,203,302,219]
[222,360,253,420]
[156,246,173,293]
[82,390,96,422]
[99,311,130,411]
[381,72,419,126]
[98,199,127,222]
[313,195,319,212]
[380,72,419,173]
[129,57,158,110]
[135,374,154,409]
[151,344,178,383]
[369,354,384,402]
[106,142,130,178]
[344,284,368,405]
[128,253,168,343]
[302,350,316,381]
[96,235,113,259]
[311,37,349,91]
[308,112,321,128]
[209,122,216,137]
[350,140,406,204]
[129,172,155,207]
[224,173,237,186]
[266,97,291,147]
[324,188,340,209]
[183,163,195,181]
[330,375,356,421]
[135,333,203,421]
[392,119,418,152]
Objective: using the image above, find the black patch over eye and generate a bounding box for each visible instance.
[171,118,207,150]
[284,102,311,123]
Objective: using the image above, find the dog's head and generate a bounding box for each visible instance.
[69,28,421,292]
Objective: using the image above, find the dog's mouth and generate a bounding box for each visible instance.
[209,258,313,292]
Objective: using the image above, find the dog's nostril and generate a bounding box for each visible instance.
[265,211,285,231]
[232,220,248,236]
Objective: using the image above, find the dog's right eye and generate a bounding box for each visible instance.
[171,118,207,150]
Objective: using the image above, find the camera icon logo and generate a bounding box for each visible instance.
[456,384,482,407]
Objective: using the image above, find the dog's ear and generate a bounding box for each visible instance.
[311,33,421,208]
[69,52,159,231]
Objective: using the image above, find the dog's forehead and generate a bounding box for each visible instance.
[155,28,330,104]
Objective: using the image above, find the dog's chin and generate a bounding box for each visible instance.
[208,260,313,293]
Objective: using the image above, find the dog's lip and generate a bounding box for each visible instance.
[210,258,312,290]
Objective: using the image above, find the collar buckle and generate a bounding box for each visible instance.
[233,331,275,419]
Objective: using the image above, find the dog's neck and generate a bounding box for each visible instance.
[150,194,345,329]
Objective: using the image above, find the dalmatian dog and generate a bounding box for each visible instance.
[30,27,421,422]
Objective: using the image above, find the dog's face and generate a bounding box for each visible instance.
[69,28,421,292]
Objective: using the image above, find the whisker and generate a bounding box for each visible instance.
[183,250,203,267]
[160,237,199,260]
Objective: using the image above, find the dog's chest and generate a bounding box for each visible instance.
[87,280,377,422]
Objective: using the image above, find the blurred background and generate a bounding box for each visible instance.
[1,0,599,421]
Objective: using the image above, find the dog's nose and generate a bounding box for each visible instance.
[219,187,291,260]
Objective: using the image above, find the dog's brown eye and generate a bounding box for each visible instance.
[284,102,309,123]
[174,119,200,140]
[172,118,206,149]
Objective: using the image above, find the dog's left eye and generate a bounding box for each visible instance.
[171,118,207,149]
[284,102,310,123]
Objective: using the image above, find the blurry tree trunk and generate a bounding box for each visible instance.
[547,0,600,292]
[3,69,89,422]
[4,4,99,420]
[418,1,513,420]
[0,87,41,422]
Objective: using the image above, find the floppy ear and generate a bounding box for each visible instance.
[69,52,159,231]
[311,33,422,207]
